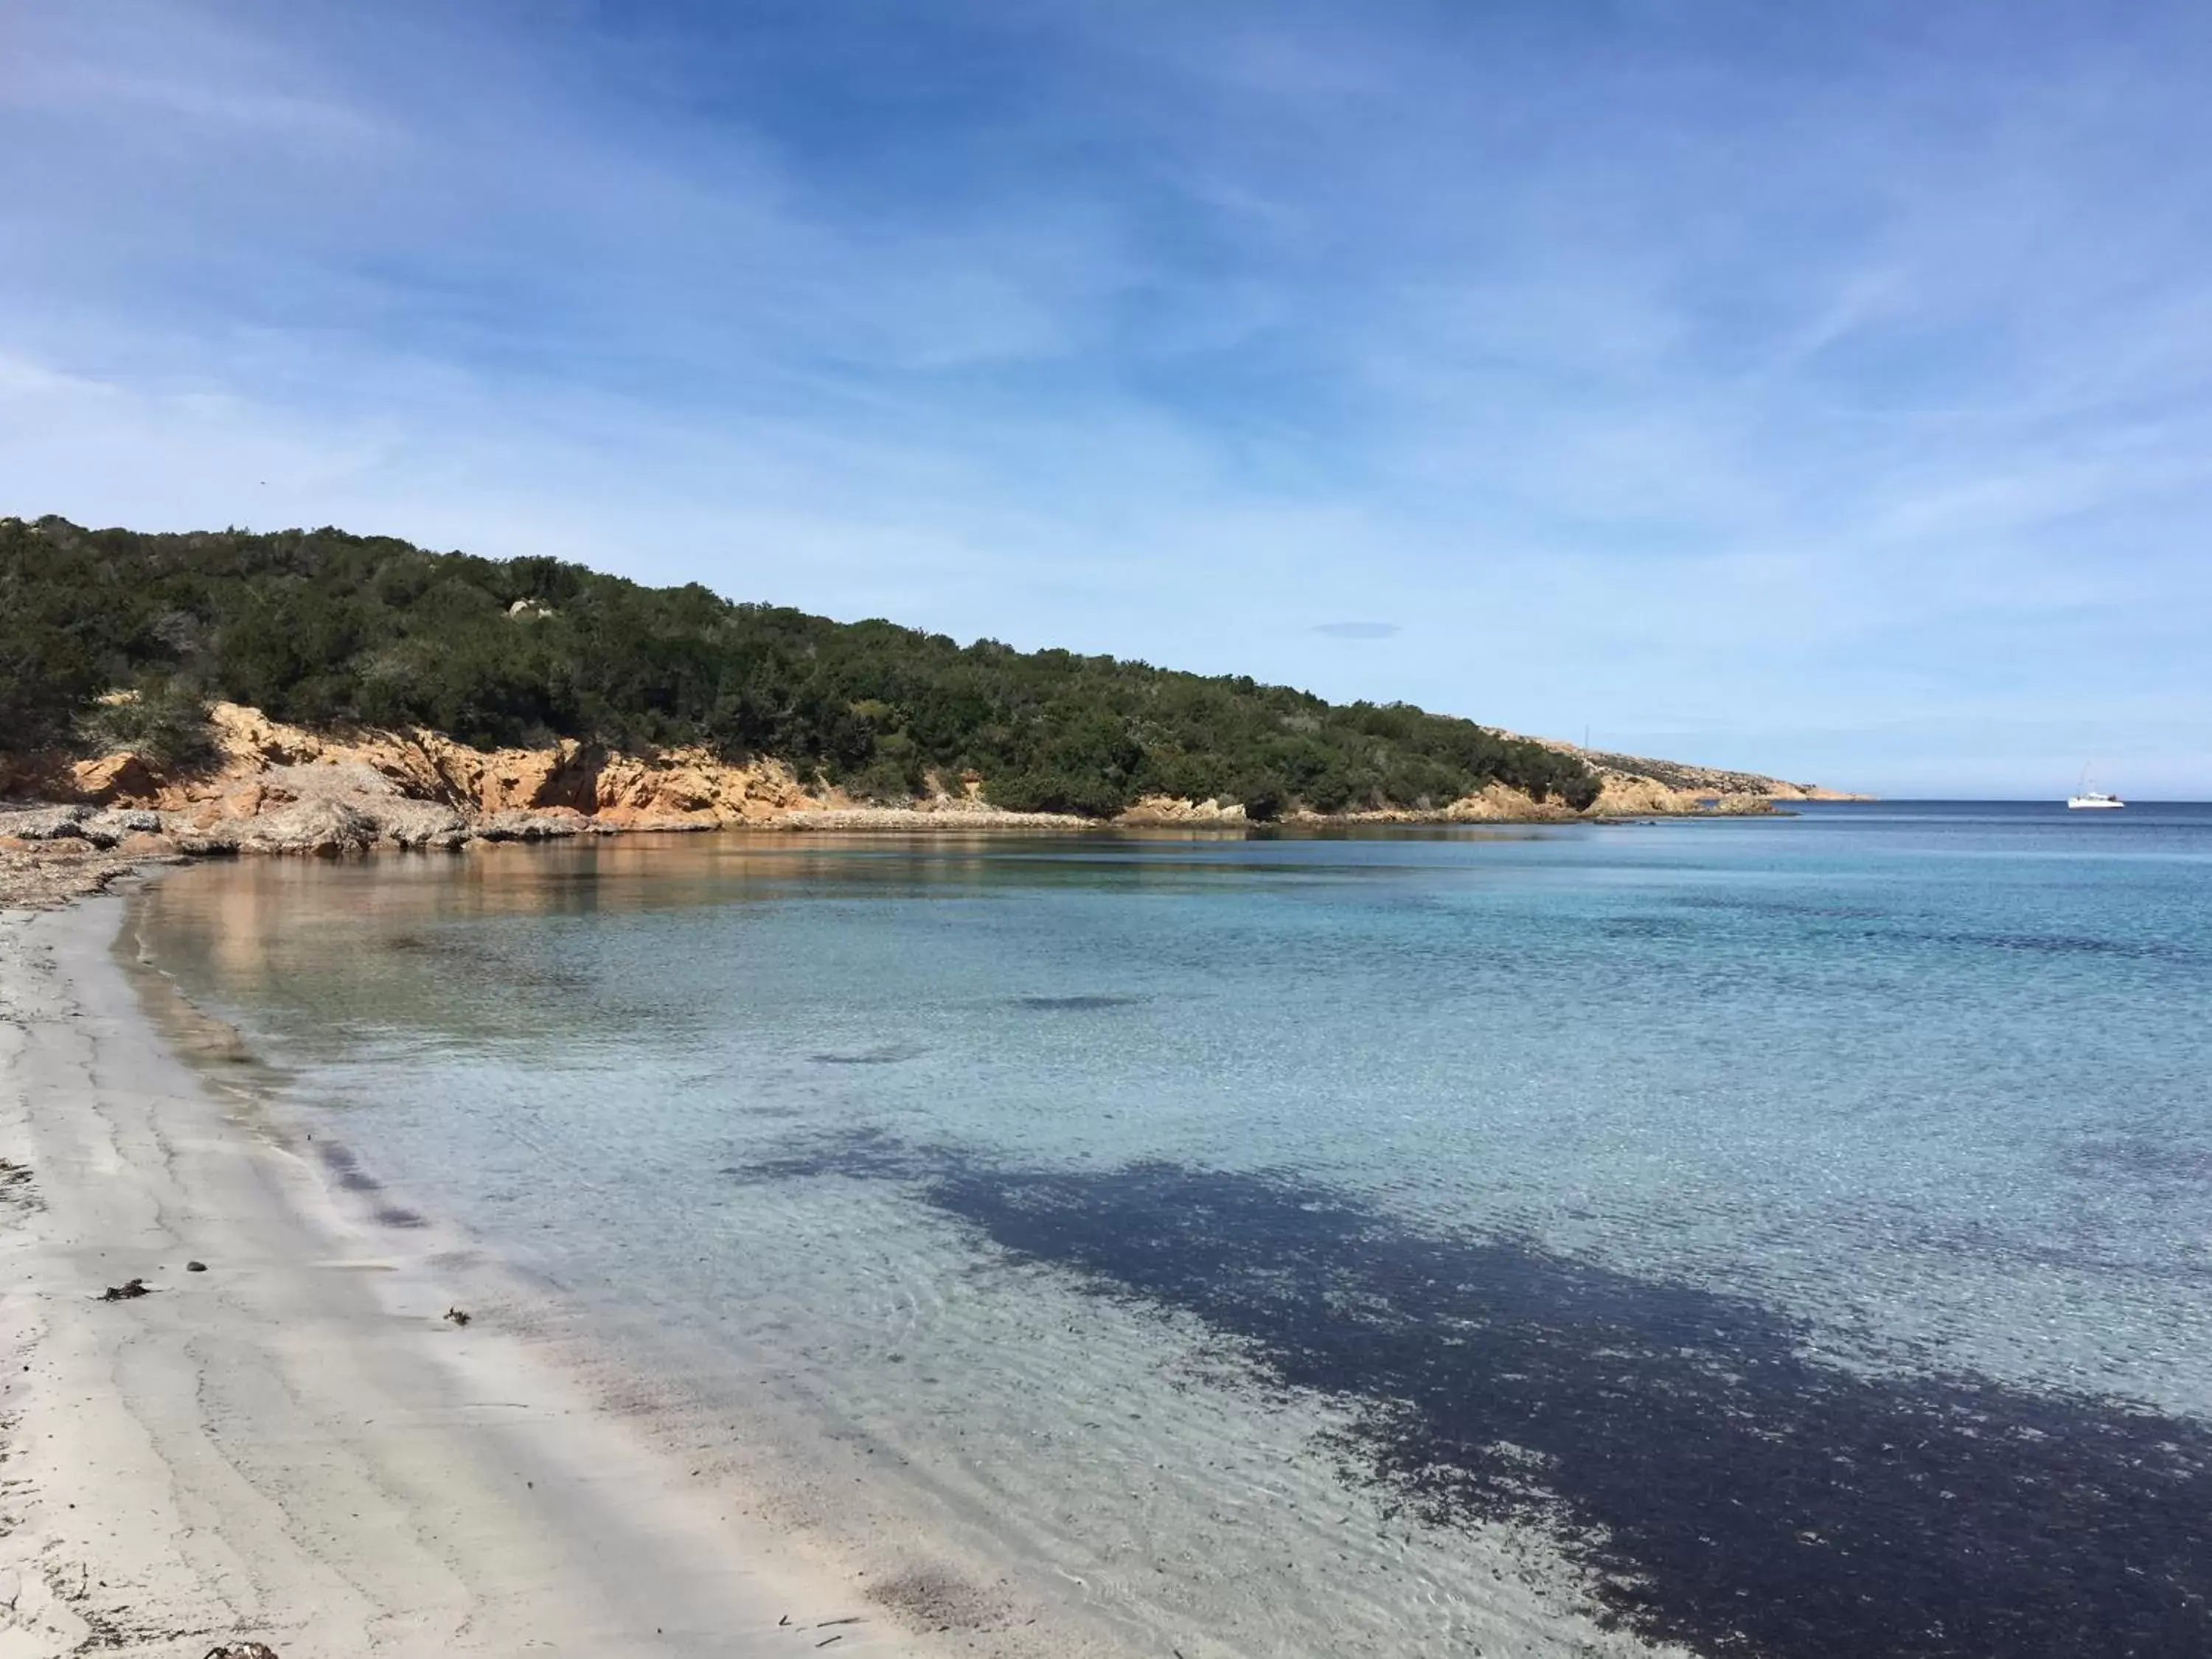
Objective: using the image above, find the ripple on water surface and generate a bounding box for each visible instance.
[131,809,2212,1658]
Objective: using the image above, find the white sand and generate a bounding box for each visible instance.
[0,897,920,1658]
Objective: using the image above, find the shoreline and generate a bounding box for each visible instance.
[0,888,938,1658]
[0,810,1778,925]
[1,697,1844,878]
[0,799,1807,914]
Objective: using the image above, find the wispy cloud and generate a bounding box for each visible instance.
[3,0,2210,794]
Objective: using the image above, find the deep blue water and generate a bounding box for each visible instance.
[135,803,2212,1658]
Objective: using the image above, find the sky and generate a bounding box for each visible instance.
[3,1,2208,797]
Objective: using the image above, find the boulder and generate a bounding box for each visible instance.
[377,799,471,849]
[80,808,165,847]
[1117,796,1248,825]
[170,827,243,857]
[69,751,164,805]
[21,835,94,858]
[0,804,93,840]
[234,799,379,858]
[474,810,586,842]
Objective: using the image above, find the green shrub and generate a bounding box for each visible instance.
[74,681,219,771]
[0,516,1601,817]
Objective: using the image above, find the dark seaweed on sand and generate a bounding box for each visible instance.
[755,1137,2212,1659]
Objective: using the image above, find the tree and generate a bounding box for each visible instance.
[0,516,1602,816]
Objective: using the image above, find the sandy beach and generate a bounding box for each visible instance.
[0,893,920,1658]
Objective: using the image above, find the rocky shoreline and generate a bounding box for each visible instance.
[0,810,187,910]
[0,700,1860,910]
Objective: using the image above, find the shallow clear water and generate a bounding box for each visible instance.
[134,804,2212,1658]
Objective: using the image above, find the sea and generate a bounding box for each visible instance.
[128,802,2212,1658]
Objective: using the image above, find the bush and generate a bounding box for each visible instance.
[74,681,219,771]
[0,516,1602,818]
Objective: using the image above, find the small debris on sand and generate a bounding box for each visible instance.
[187,1259,209,1272]
[100,1278,153,1301]
[444,1306,472,1326]
[204,1644,282,1659]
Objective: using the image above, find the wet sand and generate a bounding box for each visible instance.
[0,896,917,1658]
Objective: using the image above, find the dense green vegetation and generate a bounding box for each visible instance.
[1,517,1599,816]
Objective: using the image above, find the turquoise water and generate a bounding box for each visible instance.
[135,805,2212,1658]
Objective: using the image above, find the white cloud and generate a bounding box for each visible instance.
[3,0,2209,795]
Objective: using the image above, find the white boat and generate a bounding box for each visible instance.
[2067,764,2124,810]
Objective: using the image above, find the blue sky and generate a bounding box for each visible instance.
[4,1,2208,796]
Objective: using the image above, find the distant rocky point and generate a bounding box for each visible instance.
[1498,733,1874,807]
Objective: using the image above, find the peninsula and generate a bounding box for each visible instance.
[1,515,1857,900]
